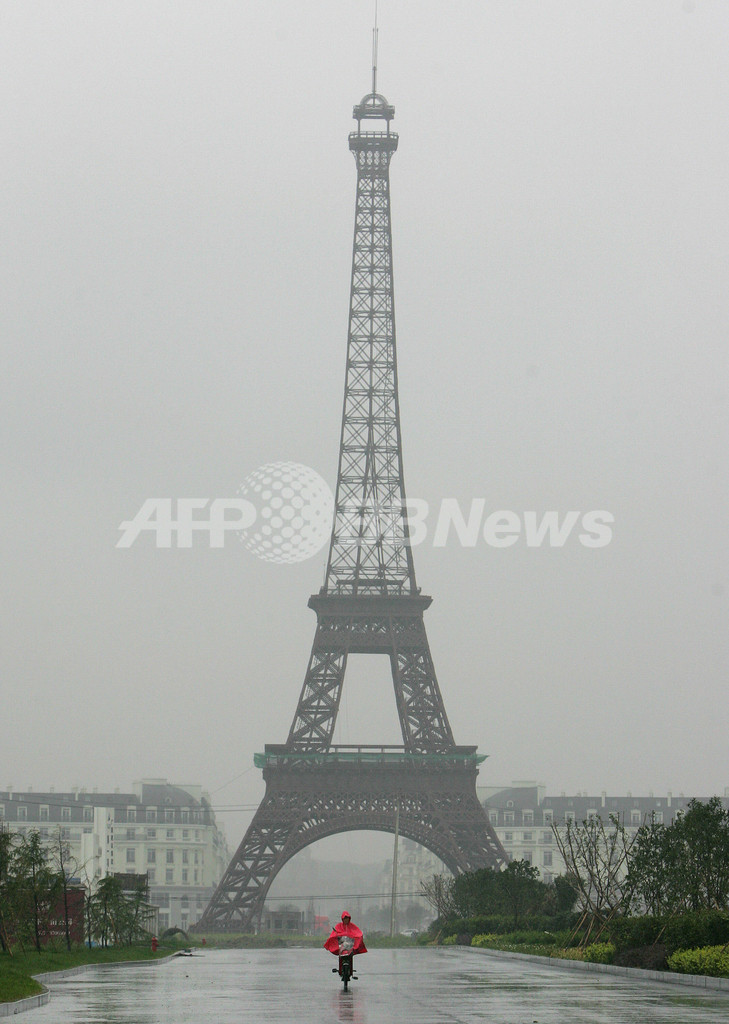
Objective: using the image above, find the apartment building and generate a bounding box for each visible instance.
[478,782,729,882]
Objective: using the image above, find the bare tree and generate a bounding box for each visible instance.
[50,827,79,951]
[420,873,455,921]
[551,814,637,946]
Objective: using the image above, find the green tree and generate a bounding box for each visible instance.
[13,831,60,953]
[451,867,501,919]
[500,859,545,929]
[629,798,729,915]
[0,827,16,953]
[676,798,729,911]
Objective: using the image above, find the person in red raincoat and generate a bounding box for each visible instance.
[324,910,367,969]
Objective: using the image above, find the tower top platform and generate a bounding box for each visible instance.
[353,91,395,123]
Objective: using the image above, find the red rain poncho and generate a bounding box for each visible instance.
[324,912,367,956]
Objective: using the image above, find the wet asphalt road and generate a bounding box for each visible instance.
[18,947,729,1023]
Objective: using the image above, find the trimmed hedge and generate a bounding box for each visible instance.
[667,946,729,977]
[583,942,615,964]
[609,912,729,955]
[436,913,578,938]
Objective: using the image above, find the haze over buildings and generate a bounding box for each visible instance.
[2,1,728,858]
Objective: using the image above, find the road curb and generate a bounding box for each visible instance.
[0,990,50,1018]
[464,945,729,993]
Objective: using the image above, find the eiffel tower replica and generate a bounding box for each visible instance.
[197,51,507,934]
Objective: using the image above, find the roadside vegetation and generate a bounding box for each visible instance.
[425,798,729,979]
[0,826,167,1004]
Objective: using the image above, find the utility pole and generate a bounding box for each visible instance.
[390,800,400,937]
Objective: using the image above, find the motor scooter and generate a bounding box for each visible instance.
[331,935,358,991]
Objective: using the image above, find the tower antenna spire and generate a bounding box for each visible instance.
[372,0,378,95]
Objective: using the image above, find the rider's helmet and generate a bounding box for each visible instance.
[341,911,351,921]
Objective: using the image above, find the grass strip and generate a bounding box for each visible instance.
[0,945,171,1004]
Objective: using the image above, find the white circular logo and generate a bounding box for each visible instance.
[237,462,334,564]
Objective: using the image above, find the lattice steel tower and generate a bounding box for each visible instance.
[197,62,507,933]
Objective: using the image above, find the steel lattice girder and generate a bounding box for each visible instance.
[325,128,414,597]
[196,761,507,933]
[284,596,456,753]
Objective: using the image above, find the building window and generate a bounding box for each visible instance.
[631,810,641,825]
[182,850,189,864]
[523,832,533,842]
[167,829,174,840]
[182,870,188,883]
[147,849,156,863]
[543,809,553,823]
[523,811,533,825]
[565,811,575,823]
[147,829,156,840]
[126,829,136,840]
[543,850,553,867]
[39,806,49,821]
[61,806,71,821]
[17,806,28,821]
[195,830,200,841]
[541,831,552,844]
[489,811,498,824]
[148,870,156,883]
[504,812,514,824]
[181,897,189,909]
[181,809,189,824]
[654,811,664,824]
[194,851,199,865]
[40,828,49,839]
[504,832,513,842]
[147,809,157,823]
[127,807,136,823]
[544,871,553,884]
[165,809,175,824]
[62,827,70,840]
[165,869,173,883]
[126,848,136,864]
[166,850,174,864]
[194,871,198,883]
[159,913,169,929]
[182,830,189,840]
[83,806,93,822]
[522,851,533,864]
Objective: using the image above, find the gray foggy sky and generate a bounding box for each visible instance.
[2,1,728,852]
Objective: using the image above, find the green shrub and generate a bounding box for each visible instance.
[443,934,457,945]
[583,942,615,964]
[471,933,500,947]
[609,912,729,956]
[553,947,585,961]
[437,913,579,938]
[663,912,729,954]
[609,915,664,952]
[667,945,729,978]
